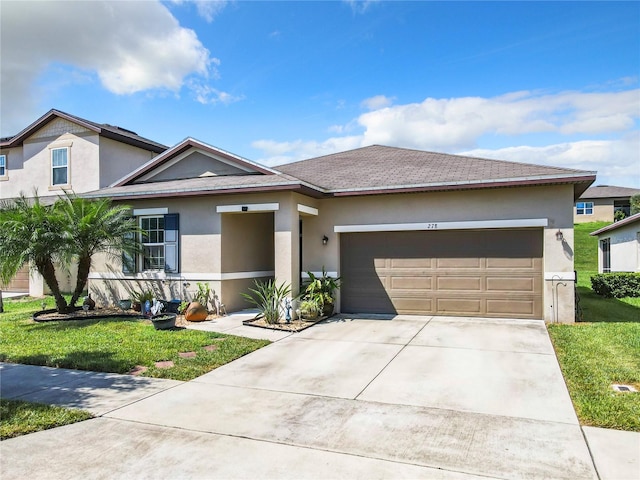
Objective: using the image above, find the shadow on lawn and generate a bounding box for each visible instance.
[8,350,134,374]
[577,287,640,323]
[25,317,142,331]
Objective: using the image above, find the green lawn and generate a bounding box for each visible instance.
[546,221,640,431]
[1,399,93,440]
[0,297,269,381]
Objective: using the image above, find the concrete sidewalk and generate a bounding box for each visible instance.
[1,315,638,479]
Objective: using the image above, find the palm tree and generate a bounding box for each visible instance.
[56,194,138,307]
[0,195,70,312]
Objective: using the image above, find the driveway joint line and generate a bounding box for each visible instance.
[580,427,603,480]
[354,316,434,400]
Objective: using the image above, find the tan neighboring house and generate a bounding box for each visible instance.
[0,109,167,295]
[591,213,640,273]
[574,185,640,223]
[85,141,595,323]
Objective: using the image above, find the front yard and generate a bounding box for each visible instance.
[546,222,640,432]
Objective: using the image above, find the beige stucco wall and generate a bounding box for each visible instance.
[574,198,613,223]
[88,184,577,322]
[597,224,640,273]
[221,212,274,272]
[147,152,247,182]
[98,137,158,187]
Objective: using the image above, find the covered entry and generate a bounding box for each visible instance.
[340,228,543,319]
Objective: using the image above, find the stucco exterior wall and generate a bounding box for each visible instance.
[597,223,640,273]
[1,128,100,199]
[88,184,577,322]
[98,137,158,187]
[574,198,613,223]
[147,152,247,182]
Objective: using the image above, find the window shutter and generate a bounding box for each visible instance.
[164,213,179,273]
[122,227,137,274]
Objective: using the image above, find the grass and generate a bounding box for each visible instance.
[546,221,640,431]
[0,297,270,381]
[1,399,93,440]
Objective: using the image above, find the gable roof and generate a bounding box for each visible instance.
[0,109,167,153]
[579,185,640,200]
[111,137,279,187]
[275,145,596,198]
[590,213,640,236]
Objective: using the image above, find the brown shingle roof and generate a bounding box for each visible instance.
[1,109,167,153]
[580,185,640,200]
[275,145,595,194]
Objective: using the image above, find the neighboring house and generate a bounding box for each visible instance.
[574,185,640,223]
[0,109,167,295]
[590,213,640,273]
[85,140,595,323]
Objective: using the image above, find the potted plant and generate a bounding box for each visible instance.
[132,289,154,312]
[185,282,210,322]
[148,299,177,330]
[300,268,341,317]
[298,298,320,320]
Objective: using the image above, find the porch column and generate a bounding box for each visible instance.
[274,199,300,297]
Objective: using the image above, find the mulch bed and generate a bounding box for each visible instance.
[33,308,219,326]
[242,316,327,332]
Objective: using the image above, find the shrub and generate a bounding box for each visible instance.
[631,194,640,216]
[591,273,640,298]
[614,210,626,222]
[241,279,291,324]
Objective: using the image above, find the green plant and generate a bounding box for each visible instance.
[299,299,320,319]
[631,193,640,216]
[591,273,640,298]
[300,267,341,315]
[241,279,291,324]
[132,289,154,304]
[193,282,211,308]
[614,209,627,222]
[178,301,189,314]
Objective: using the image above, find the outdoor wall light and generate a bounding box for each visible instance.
[322,235,329,245]
[556,230,564,242]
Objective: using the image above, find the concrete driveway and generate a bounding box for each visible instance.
[1,315,599,479]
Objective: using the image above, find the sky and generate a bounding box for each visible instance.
[1,0,639,188]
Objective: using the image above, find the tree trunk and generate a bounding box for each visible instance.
[70,255,91,307]
[0,289,4,313]
[37,259,68,313]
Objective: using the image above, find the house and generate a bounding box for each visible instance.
[574,185,640,223]
[590,213,640,273]
[0,109,167,295]
[85,140,595,323]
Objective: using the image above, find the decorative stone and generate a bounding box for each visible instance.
[179,351,197,358]
[154,361,174,369]
[184,302,208,322]
[128,366,148,376]
[203,345,218,352]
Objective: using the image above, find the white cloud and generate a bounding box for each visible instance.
[0,1,221,134]
[169,0,229,22]
[343,0,380,14]
[361,95,394,110]
[252,88,640,187]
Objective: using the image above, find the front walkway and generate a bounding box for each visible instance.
[1,315,637,479]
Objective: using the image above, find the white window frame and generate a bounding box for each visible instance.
[51,147,69,186]
[139,215,166,271]
[0,154,6,178]
[576,201,593,215]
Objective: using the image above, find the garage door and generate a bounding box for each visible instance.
[340,229,543,319]
[1,265,29,292]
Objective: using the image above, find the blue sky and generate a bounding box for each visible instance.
[2,1,639,187]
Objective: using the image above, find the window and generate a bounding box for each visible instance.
[51,148,68,185]
[576,201,594,215]
[123,213,179,274]
[0,154,6,177]
[601,238,611,273]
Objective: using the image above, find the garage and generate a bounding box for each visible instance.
[340,229,543,319]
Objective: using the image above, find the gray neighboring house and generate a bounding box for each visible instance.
[574,185,640,223]
[0,109,167,295]
[591,213,640,273]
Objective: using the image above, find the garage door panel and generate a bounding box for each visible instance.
[390,276,433,290]
[487,299,538,316]
[2,265,29,292]
[436,258,482,269]
[486,277,538,293]
[341,229,543,319]
[436,276,482,291]
[437,298,482,314]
